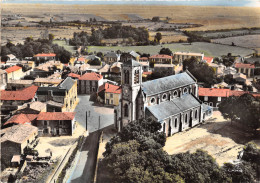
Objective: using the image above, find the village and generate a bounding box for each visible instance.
[1,1,260,182]
[1,42,260,182]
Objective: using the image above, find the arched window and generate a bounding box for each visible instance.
[150,97,155,104]
[124,70,129,84]
[195,110,198,119]
[183,87,188,94]
[162,93,167,101]
[173,90,178,97]
[209,102,213,107]
[124,104,128,117]
[185,113,188,123]
[175,118,178,128]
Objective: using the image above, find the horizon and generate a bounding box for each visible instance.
[2,0,260,7]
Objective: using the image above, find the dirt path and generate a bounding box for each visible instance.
[164,111,257,165]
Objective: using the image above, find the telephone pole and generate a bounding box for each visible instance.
[86,111,88,131]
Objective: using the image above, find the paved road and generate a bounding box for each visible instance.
[67,95,114,183]
[68,131,101,183]
[74,95,114,133]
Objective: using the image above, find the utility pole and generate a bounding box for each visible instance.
[86,111,88,131]
[98,116,101,130]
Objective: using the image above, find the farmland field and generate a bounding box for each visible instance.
[212,35,260,49]
[53,40,76,54]
[87,42,254,57]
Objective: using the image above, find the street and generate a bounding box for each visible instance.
[74,95,114,132]
[67,95,114,183]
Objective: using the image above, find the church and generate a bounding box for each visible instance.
[114,59,212,136]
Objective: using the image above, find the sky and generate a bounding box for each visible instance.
[2,0,260,7]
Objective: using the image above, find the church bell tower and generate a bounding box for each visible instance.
[120,59,142,129]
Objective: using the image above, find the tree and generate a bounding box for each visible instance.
[48,33,55,42]
[218,96,239,124]
[159,48,172,56]
[155,32,162,43]
[88,58,101,66]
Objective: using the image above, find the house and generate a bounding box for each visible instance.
[233,73,247,84]
[36,112,76,136]
[224,67,237,75]
[97,83,121,106]
[86,55,101,62]
[114,59,212,136]
[98,64,110,77]
[5,65,24,81]
[34,60,63,72]
[5,54,20,66]
[20,60,35,69]
[153,64,175,76]
[36,77,77,111]
[202,57,214,64]
[7,80,34,90]
[199,88,230,108]
[78,72,103,94]
[139,61,150,72]
[0,69,8,89]
[0,85,38,122]
[33,53,56,61]
[33,78,63,87]
[139,57,148,62]
[68,73,81,80]
[104,52,120,64]
[3,113,38,127]
[213,81,229,89]
[235,63,255,77]
[1,124,38,167]
[110,62,122,75]
[173,52,204,65]
[15,101,46,115]
[149,54,172,64]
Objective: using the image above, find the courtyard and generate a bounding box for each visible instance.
[164,111,260,165]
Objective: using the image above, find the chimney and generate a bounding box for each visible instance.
[27,103,30,108]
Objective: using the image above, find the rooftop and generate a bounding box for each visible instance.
[68,73,81,79]
[146,94,201,121]
[5,65,22,73]
[150,54,172,59]
[98,83,121,94]
[104,52,119,58]
[199,88,230,97]
[4,113,38,126]
[79,72,103,81]
[174,52,204,56]
[1,124,38,144]
[59,77,76,91]
[34,78,63,84]
[142,72,196,96]
[37,112,75,121]
[34,53,56,57]
[7,80,34,85]
[0,85,38,101]
[235,63,255,69]
[124,59,142,67]
[203,57,214,64]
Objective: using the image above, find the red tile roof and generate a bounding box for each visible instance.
[203,57,213,64]
[34,53,56,57]
[0,85,38,101]
[199,88,230,97]
[5,65,22,73]
[143,71,152,75]
[150,54,172,59]
[235,63,255,69]
[68,73,80,79]
[199,88,260,98]
[98,83,121,94]
[79,72,103,81]
[77,57,85,62]
[4,113,38,126]
[37,112,75,121]
[139,57,148,61]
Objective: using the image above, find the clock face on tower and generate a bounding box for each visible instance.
[124,88,129,96]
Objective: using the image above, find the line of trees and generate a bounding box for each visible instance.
[69,25,149,47]
[99,118,260,183]
[1,36,71,63]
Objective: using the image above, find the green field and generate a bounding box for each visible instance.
[53,40,255,57]
[53,40,76,54]
[88,42,255,57]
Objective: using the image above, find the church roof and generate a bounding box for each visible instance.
[142,72,196,96]
[146,94,201,121]
[124,59,142,67]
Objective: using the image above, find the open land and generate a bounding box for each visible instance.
[212,35,260,49]
[2,4,260,31]
[87,42,254,57]
[2,4,260,46]
[164,111,260,166]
